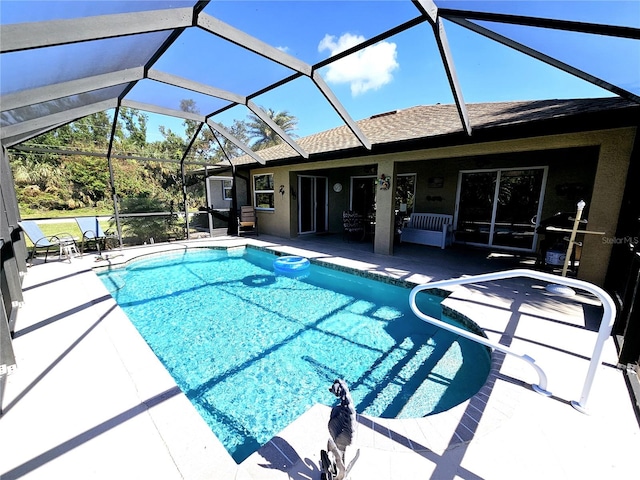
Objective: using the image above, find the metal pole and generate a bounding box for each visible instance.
[179,125,204,242]
[204,165,214,237]
[181,160,189,240]
[106,107,123,249]
[209,126,238,236]
[561,200,586,277]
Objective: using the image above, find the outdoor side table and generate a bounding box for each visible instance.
[58,237,80,261]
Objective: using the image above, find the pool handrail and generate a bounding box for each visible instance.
[409,268,617,414]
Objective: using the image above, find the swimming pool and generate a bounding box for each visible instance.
[98,247,491,463]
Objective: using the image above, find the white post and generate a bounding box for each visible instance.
[561,200,586,277]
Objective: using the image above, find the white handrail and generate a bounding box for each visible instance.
[409,268,617,414]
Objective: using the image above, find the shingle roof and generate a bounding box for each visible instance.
[231,97,638,167]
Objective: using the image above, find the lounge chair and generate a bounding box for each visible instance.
[342,211,365,242]
[237,206,258,236]
[18,220,77,265]
[75,216,115,255]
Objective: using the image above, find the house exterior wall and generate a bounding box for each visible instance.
[249,163,381,236]
[248,169,292,235]
[580,128,636,285]
[247,126,637,286]
[395,146,599,222]
[206,177,233,210]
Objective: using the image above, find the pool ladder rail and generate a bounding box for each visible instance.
[409,269,616,414]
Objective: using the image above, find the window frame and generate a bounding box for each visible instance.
[222,178,233,201]
[253,173,275,211]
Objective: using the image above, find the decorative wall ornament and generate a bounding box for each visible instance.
[378,174,391,190]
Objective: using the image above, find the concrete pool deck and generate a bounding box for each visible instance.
[1,235,638,479]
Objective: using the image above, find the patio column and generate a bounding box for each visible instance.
[374,158,397,255]
[578,128,635,286]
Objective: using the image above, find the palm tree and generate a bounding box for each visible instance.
[246,108,298,151]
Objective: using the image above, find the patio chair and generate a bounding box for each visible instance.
[342,211,365,242]
[75,216,115,255]
[237,206,258,236]
[18,220,78,265]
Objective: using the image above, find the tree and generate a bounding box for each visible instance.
[209,119,250,160]
[11,109,155,213]
[246,108,297,150]
[8,100,298,220]
[10,112,115,210]
[178,99,250,164]
[117,107,148,150]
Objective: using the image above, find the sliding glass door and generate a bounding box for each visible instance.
[455,167,547,251]
[298,175,328,234]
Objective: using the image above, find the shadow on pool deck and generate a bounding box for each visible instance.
[1,235,638,480]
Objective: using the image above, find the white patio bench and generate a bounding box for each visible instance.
[400,213,454,249]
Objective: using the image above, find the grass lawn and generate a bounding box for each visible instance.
[19,207,113,220]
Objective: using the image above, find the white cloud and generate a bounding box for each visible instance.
[318,33,399,96]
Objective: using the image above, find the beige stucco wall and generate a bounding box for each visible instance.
[373,158,397,255]
[249,168,293,235]
[578,128,636,285]
[248,126,637,286]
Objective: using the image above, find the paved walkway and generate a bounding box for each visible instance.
[1,235,638,479]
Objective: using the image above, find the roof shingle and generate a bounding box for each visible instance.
[230,97,638,166]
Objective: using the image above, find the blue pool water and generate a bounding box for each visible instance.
[98,247,490,463]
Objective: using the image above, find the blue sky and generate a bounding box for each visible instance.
[149,0,640,141]
[1,1,639,143]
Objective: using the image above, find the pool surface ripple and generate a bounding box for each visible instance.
[98,248,491,462]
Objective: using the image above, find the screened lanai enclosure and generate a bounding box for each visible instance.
[1,2,640,389]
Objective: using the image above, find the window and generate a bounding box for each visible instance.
[395,173,416,216]
[222,179,233,201]
[254,173,275,210]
